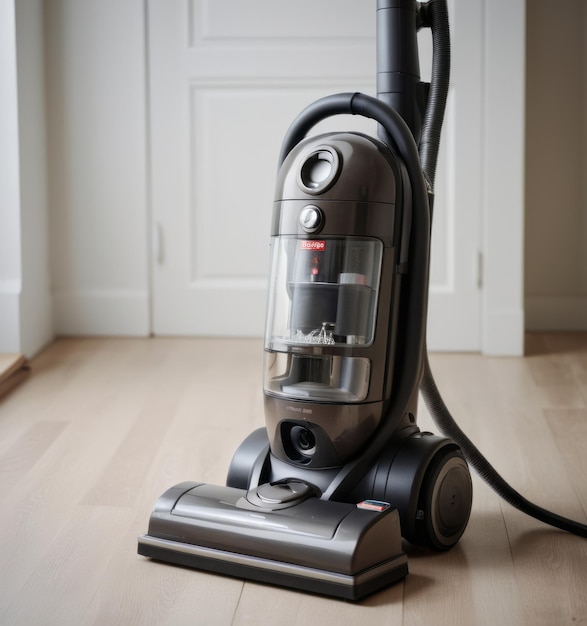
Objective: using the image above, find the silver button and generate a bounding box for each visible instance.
[299,206,323,232]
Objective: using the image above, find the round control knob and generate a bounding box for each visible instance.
[299,205,323,233]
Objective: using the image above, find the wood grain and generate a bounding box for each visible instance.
[0,334,585,625]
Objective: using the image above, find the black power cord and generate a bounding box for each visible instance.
[419,0,587,539]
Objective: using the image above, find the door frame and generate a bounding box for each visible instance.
[481,0,525,355]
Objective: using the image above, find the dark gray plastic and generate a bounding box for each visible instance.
[376,0,422,142]
[138,481,407,601]
[265,132,407,469]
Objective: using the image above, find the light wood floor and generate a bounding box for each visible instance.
[0,334,586,625]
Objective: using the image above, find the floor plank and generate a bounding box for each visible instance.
[0,335,586,625]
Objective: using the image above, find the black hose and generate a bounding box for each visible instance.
[420,359,587,537]
[419,0,587,538]
[418,0,451,189]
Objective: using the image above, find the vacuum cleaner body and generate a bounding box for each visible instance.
[263,131,411,472]
[139,124,473,599]
[231,127,473,549]
[138,132,421,600]
[138,0,482,601]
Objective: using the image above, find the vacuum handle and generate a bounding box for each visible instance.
[377,0,422,143]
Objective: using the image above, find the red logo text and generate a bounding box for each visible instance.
[300,240,326,251]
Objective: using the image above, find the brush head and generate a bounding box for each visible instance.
[138,481,408,601]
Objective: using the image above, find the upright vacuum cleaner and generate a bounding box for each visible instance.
[139,0,587,601]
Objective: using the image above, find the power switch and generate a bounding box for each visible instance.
[299,206,323,233]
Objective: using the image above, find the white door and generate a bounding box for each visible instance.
[148,0,482,351]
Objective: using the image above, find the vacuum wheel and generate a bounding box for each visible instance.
[413,448,473,550]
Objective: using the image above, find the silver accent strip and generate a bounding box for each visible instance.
[138,534,407,587]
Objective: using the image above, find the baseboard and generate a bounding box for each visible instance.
[53,289,150,336]
[525,295,587,331]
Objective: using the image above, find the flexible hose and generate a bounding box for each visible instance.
[419,0,587,538]
[418,0,450,189]
[421,355,587,537]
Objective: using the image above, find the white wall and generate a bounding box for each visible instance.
[5,0,584,358]
[525,0,587,330]
[45,0,150,336]
[0,0,52,357]
[43,0,527,354]
[0,0,22,354]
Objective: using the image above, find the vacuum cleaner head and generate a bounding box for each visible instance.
[138,481,408,601]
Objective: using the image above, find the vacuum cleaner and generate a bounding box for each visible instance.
[138,0,587,601]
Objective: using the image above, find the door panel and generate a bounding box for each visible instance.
[149,0,482,350]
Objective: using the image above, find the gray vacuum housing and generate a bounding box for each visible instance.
[138,127,473,600]
[263,132,407,470]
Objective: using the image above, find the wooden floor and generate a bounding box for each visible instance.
[0,334,586,625]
